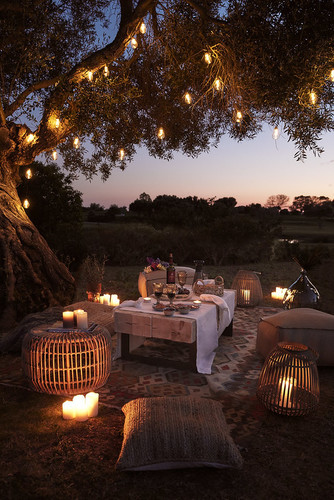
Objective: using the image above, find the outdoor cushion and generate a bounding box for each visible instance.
[138,266,195,297]
[115,396,243,471]
[256,308,334,366]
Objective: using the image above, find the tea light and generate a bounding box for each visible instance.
[110,294,120,306]
[86,392,99,417]
[62,400,76,420]
[62,311,74,328]
[193,300,201,306]
[73,395,88,421]
[73,309,84,327]
[144,297,151,303]
[76,310,88,329]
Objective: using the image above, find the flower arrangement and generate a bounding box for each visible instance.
[144,257,169,273]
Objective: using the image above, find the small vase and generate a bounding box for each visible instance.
[283,270,320,309]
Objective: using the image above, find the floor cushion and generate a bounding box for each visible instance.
[115,396,243,471]
[256,308,334,366]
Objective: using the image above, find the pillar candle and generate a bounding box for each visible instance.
[241,289,251,305]
[73,309,84,327]
[86,392,99,417]
[99,295,105,304]
[111,294,120,306]
[73,395,88,421]
[62,400,76,420]
[62,311,74,328]
[76,311,88,329]
[103,294,110,305]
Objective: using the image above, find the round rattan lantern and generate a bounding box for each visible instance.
[22,325,112,396]
[256,342,319,416]
[231,270,263,307]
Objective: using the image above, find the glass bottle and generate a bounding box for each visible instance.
[193,260,205,284]
[166,252,176,284]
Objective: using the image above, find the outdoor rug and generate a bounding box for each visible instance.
[0,306,280,444]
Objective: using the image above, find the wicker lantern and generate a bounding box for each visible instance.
[22,325,112,396]
[256,342,320,416]
[231,270,263,307]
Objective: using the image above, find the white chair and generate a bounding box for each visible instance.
[138,266,195,297]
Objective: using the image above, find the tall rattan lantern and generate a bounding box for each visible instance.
[231,270,263,307]
[256,342,319,416]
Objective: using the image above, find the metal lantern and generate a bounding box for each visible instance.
[283,269,320,310]
[256,342,320,416]
[231,270,263,307]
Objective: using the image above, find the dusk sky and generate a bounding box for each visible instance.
[72,126,334,209]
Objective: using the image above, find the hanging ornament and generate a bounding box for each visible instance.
[25,168,32,179]
[214,78,222,91]
[52,150,58,160]
[204,52,212,65]
[131,37,138,49]
[103,64,109,77]
[184,92,192,104]
[157,127,165,140]
[87,71,94,81]
[235,110,243,123]
[73,137,80,149]
[309,90,317,105]
[330,69,334,82]
[139,22,146,34]
[272,126,280,140]
[23,199,30,209]
[26,133,35,143]
[119,148,125,160]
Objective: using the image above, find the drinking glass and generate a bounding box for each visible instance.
[166,283,177,307]
[153,282,164,305]
[177,271,187,293]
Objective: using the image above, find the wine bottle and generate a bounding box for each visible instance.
[166,252,176,284]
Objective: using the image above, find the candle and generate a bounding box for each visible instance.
[103,294,110,305]
[111,294,120,306]
[99,295,105,304]
[73,309,84,327]
[279,377,295,409]
[76,311,88,329]
[62,400,76,420]
[271,287,287,300]
[73,395,88,421]
[144,297,151,303]
[62,311,74,328]
[241,289,251,305]
[193,300,201,305]
[86,392,99,417]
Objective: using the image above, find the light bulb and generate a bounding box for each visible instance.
[87,71,93,81]
[235,110,243,123]
[330,69,334,82]
[214,78,222,91]
[103,64,109,77]
[73,137,80,149]
[25,168,32,179]
[131,38,138,49]
[52,150,58,160]
[23,199,30,209]
[204,52,212,65]
[184,92,192,104]
[272,126,280,140]
[157,127,165,140]
[55,118,60,128]
[119,148,125,160]
[26,133,35,143]
[139,22,146,34]
[309,91,317,105]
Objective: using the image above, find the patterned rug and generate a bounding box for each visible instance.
[0,306,280,444]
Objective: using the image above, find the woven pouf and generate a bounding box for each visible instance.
[22,325,112,396]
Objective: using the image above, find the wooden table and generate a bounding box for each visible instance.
[114,290,236,373]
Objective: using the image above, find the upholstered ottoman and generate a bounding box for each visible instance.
[256,308,334,366]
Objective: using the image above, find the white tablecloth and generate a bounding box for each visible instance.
[115,289,236,374]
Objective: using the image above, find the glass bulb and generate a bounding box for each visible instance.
[87,71,93,81]
[184,92,192,104]
[55,118,60,128]
[131,38,138,49]
[26,133,35,143]
[272,126,280,140]
[235,111,243,123]
[214,78,222,91]
[119,148,125,160]
[204,52,212,65]
[309,91,317,105]
[73,137,80,149]
[330,69,334,82]
[52,150,58,160]
[157,127,165,140]
[23,199,30,209]
[103,64,109,77]
[25,168,32,179]
[139,22,146,34]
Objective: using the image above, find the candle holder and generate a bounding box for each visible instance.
[256,342,320,416]
[231,270,263,307]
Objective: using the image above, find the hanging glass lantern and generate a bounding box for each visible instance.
[272,126,280,140]
[309,90,317,105]
[330,69,334,82]
[52,150,58,160]
[184,92,192,104]
[103,64,109,77]
[204,52,212,65]
[157,127,165,140]
[119,148,125,160]
[55,118,60,129]
[131,37,138,49]
[235,110,243,123]
[214,78,222,91]
[25,168,32,180]
[26,133,35,143]
[73,137,80,149]
[23,199,30,209]
[139,22,146,34]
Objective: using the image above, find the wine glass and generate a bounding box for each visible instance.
[166,283,177,307]
[153,282,164,306]
[177,271,187,294]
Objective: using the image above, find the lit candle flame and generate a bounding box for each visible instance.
[119,148,125,160]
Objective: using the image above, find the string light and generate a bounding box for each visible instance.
[87,71,94,81]
[73,137,80,149]
[184,92,192,104]
[272,126,280,140]
[139,22,146,34]
[131,38,138,49]
[235,110,243,123]
[157,127,165,140]
[26,133,35,143]
[309,90,317,105]
[119,148,125,160]
[204,52,212,65]
[103,64,109,77]
[214,78,222,91]
[52,150,58,160]
[25,168,32,179]
[23,199,30,209]
[330,69,334,82]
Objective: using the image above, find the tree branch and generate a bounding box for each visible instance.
[184,0,227,26]
[5,77,60,118]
